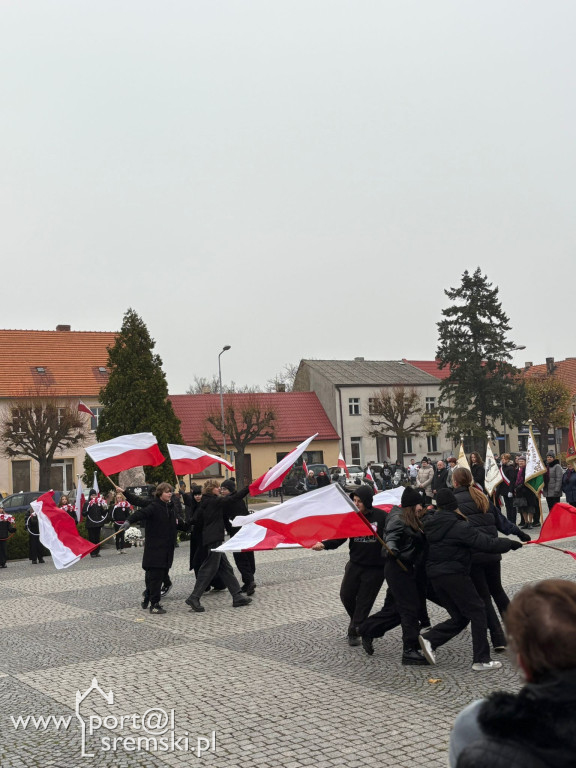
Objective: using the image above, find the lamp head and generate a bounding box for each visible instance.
[222,345,231,352]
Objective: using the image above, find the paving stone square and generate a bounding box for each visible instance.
[0,535,575,767]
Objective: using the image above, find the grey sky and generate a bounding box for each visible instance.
[2,1,574,393]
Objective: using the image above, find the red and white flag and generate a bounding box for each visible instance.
[372,487,404,512]
[302,459,308,476]
[213,523,301,552]
[74,476,85,523]
[86,433,165,475]
[78,401,95,417]
[337,452,349,478]
[249,433,318,496]
[167,444,234,475]
[365,466,374,482]
[31,492,97,569]
[232,483,376,548]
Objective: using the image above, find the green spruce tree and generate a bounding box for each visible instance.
[436,268,526,450]
[84,308,182,488]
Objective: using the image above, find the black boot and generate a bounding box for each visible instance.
[361,636,374,656]
[141,590,150,610]
[149,603,166,615]
[232,595,252,607]
[186,595,205,612]
[402,648,429,666]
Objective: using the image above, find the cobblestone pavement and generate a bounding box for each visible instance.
[1,530,575,768]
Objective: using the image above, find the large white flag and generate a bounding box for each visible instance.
[484,441,502,497]
[249,433,318,496]
[32,492,97,569]
[457,441,471,471]
[213,523,301,552]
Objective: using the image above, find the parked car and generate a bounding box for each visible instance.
[0,490,67,514]
[281,468,306,496]
[306,463,331,478]
[346,465,364,483]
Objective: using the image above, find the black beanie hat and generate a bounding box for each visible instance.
[221,479,236,492]
[436,488,458,511]
[401,487,423,508]
[88,489,98,497]
[353,484,374,509]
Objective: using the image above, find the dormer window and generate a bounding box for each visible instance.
[98,367,107,373]
[36,367,46,374]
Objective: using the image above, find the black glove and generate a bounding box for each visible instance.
[121,521,131,531]
[509,540,523,550]
[518,531,532,543]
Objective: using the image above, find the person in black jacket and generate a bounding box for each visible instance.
[120,482,186,614]
[221,478,256,595]
[0,507,17,568]
[82,490,109,558]
[469,452,485,491]
[185,480,252,612]
[431,460,449,499]
[452,467,530,653]
[25,506,46,564]
[358,486,428,664]
[312,485,387,646]
[418,488,523,671]
[450,579,576,768]
[495,453,516,523]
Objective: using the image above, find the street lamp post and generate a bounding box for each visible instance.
[218,345,231,477]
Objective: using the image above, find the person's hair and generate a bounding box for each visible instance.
[115,491,126,502]
[58,495,69,507]
[400,506,422,532]
[452,467,489,513]
[501,453,511,463]
[505,579,576,681]
[154,482,173,497]
[202,479,220,495]
[469,452,483,466]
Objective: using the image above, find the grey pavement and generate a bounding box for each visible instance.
[1,530,575,768]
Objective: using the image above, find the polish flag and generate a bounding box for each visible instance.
[232,483,376,547]
[302,459,308,476]
[249,433,318,496]
[337,452,349,478]
[365,467,374,483]
[86,433,165,475]
[31,492,97,569]
[74,476,85,523]
[528,502,576,546]
[167,444,234,475]
[213,523,301,552]
[373,487,404,512]
[78,401,95,417]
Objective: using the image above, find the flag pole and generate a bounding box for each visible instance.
[98,528,123,546]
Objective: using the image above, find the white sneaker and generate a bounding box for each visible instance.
[418,634,436,665]
[472,661,502,671]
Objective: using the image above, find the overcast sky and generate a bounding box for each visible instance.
[2,1,574,393]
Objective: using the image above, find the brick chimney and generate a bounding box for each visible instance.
[546,357,555,375]
[56,324,71,332]
[525,362,533,369]
[275,382,286,392]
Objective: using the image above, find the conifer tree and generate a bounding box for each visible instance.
[436,268,526,449]
[83,309,182,487]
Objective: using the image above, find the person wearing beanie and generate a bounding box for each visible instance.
[358,490,428,664]
[419,485,524,671]
[82,489,108,558]
[312,484,387,646]
[545,452,563,515]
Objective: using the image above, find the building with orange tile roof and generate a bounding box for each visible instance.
[0,325,117,495]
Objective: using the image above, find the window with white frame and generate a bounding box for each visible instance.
[349,398,361,416]
[90,407,104,431]
[427,435,438,453]
[404,436,413,454]
[425,397,436,412]
[351,438,362,465]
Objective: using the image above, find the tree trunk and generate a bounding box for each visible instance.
[538,430,548,460]
[235,450,247,488]
[396,436,405,467]
[38,459,51,491]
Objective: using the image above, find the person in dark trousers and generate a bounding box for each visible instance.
[452,467,530,653]
[544,451,563,514]
[25,506,46,564]
[120,482,186,614]
[185,480,252,613]
[418,488,523,671]
[450,579,576,768]
[431,460,449,500]
[312,485,387,646]
[562,463,576,506]
[495,453,516,523]
[220,479,256,595]
[358,486,428,664]
[111,491,132,554]
[83,490,108,557]
[0,507,17,568]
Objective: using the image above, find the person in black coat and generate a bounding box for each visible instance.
[316,471,331,488]
[221,478,256,595]
[185,480,252,613]
[110,492,133,554]
[452,467,530,653]
[418,488,523,670]
[431,460,449,498]
[469,452,485,491]
[82,489,109,557]
[312,485,387,646]
[358,486,428,664]
[495,453,516,523]
[120,482,187,614]
[0,508,17,568]
[450,579,576,768]
[25,506,47,564]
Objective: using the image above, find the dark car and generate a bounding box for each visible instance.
[0,491,43,514]
[306,463,331,478]
[281,468,307,496]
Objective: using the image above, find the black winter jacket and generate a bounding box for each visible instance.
[194,487,249,547]
[384,506,425,566]
[456,668,576,768]
[125,492,186,570]
[471,463,485,490]
[323,507,387,568]
[432,467,449,493]
[422,507,515,579]
[83,498,109,528]
[453,487,501,565]
[0,519,17,540]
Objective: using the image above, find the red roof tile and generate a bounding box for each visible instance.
[0,329,118,398]
[404,360,451,380]
[524,358,576,396]
[169,392,340,446]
